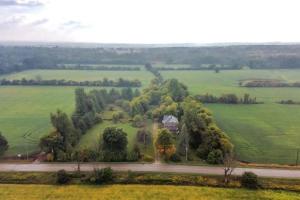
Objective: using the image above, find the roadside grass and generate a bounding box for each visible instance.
[0,184,299,200]
[162,69,300,164]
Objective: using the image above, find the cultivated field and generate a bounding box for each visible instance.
[162,69,300,164]
[0,86,75,156]
[0,184,298,200]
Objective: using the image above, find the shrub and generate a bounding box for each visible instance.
[169,153,182,162]
[56,170,70,184]
[241,172,259,189]
[132,115,144,127]
[206,149,223,164]
[90,167,114,184]
[143,155,154,162]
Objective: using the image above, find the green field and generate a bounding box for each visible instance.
[0,86,76,156]
[0,184,298,200]
[162,69,300,164]
[77,121,139,152]
[0,69,154,156]
[1,69,154,88]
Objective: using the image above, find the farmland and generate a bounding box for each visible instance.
[1,68,300,164]
[0,69,154,156]
[0,184,299,200]
[162,69,300,164]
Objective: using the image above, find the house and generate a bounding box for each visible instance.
[162,115,179,132]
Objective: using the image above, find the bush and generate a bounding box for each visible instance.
[169,153,182,162]
[206,149,223,164]
[56,170,70,184]
[241,172,259,189]
[90,167,114,184]
[143,155,154,162]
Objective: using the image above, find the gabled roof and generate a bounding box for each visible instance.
[162,115,178,124]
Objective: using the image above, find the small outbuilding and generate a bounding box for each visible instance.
[162,115,179,132]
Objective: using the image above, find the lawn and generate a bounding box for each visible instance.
[162,69,300,164]
[1,69,154,88]
[0,184,299,200]
[77,120,139,152]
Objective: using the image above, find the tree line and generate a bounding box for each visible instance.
[3,45,300,75]
[56,65,140,71]
[0,78,142,87]
[195,93,261,104]
[145,63,164,83]
[240,79,300,87]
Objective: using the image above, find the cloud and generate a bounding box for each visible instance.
[0,15,26,27]
[0,0,44,7]
[61,20,87,31]
[29,18,48,26]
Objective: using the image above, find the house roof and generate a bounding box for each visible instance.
[162,115,178,124]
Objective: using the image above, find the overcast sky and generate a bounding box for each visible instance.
[0,0,300,43]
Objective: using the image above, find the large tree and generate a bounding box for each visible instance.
[102,127,128,152]
[0,132,8,156]
[156,128,175,156]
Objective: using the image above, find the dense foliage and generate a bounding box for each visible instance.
[2,45,300,75]
[0,133,9,156]
[241,172,259,189]
[240,79,300,87]
[196,93,260,104]
[0,78,142,87]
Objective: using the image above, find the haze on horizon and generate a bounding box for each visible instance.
[0,0,300,44]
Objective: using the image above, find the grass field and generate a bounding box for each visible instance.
[0,86,76,156]
[0,69,154,156]
[0,184,299,200]
[77,120,139,152]
[162,69,300,164]
[1,69,154,87]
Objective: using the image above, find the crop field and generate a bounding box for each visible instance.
[1,69,154,88]
[0,86,75,156]
[162,69,300,164]
[0,184,299,200]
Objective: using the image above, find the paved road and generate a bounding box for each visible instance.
[1,163,300,179]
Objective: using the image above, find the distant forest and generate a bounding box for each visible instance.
[1,45,300,74]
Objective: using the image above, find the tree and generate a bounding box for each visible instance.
[156,128,175,156]
[50,110,79,148]
[223,153,236,185]
[0,133,8,156]
[102,127,128,152]
[178,124,189,161]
